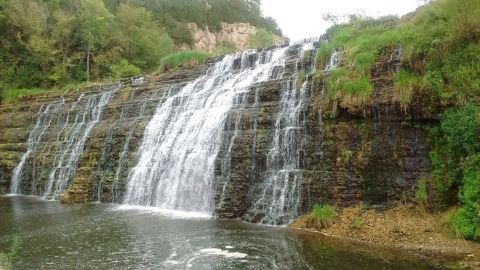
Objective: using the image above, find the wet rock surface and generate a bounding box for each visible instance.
[0,46,435,222]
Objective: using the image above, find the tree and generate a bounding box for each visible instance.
[77,0,113,81]
[113,4,174,70]
[247,28,278,49]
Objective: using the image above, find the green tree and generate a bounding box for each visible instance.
[77,0,113,81]
[113,4,174,70]
[247,28,278,49]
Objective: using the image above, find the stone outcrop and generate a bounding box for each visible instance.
[186,22,258,53]
[0,44,435,222]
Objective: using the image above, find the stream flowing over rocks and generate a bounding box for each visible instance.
[0,38,431,225]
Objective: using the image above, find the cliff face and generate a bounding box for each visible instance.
[0,43,434,222]
[185,22,271,53]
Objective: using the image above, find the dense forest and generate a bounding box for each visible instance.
[0,0,280,101]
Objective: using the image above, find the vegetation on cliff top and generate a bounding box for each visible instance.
[0,0,280,104]
[318,0,480,110]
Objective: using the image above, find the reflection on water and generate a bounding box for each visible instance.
[0,196,443,269]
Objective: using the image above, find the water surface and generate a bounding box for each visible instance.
[0,196,445,269]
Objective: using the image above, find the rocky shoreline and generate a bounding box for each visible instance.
[289,205,480,269]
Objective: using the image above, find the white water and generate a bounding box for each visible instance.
[252,40,318,225]
[123,47,289,213]
[43,85,119,199]
[10,100,65,194]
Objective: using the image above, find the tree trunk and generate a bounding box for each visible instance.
[86,48,90,82]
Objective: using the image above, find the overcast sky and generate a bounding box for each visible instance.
[261,0,421,40]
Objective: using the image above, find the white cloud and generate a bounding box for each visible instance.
[261,0,420,41]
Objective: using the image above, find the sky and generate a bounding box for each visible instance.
[261,0,421,41]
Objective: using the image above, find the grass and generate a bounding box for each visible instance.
[393,69,420,111]
[415,177,429,210]
[296,69,306,90]
[341,149,353,163]
[1,88,47,104]
[312,203,335,229]
[349,217,363,230]
[158,50,209,72]
[318,0,480,111]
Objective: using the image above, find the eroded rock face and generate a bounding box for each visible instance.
[186,22,258,53]
[0,45,435,222]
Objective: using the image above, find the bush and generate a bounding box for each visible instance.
[109,60,141,79]
[431,104,480,240]
[159,50,209,72]
[450,155,480,240]
[312,204,335,229]
[247,28,278,49]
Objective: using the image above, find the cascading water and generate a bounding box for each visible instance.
[248,40,318,225]
[10,100,65,194]
[123,47,289,213]
[43,85,119,199]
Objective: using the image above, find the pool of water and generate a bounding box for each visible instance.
[0,196,448,269]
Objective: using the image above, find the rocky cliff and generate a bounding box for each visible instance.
[184,22,279,53]
[0,42,434,222]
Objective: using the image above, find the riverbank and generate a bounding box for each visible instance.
[289,204,480,269]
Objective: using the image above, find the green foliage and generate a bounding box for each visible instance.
[415,177,429,209]
[109,60,141,79]
[316,43,334,68]
[341,149,353,163]
[1,88,47,104]
[213,42,237,56]
[0,0,279,91]
[430,104,480,240]
[113,4,174,70]
[159,50,209,72]
[247,28,278,49]
[349,218,363,230]
[326,68,373,107]
[450,155,480,240]
[296,70,306,90]
[128,0,282,36]
[318,0,480,110]
[394,69,421,111]
[312,204,335,229]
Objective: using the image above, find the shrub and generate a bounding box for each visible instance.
[312,204,335,229]
[109,60,141,79]
[450,154,480,240]
[247,28,278,49]
[159,50,209,72]
[431,104,480,240]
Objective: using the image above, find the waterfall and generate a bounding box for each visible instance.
[10,100,65,194]
[43,85,119,199]
[249,40,319,225]
[123,47,289,213]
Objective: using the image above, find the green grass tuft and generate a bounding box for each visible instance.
[159,50,209,72]
[312,203,335,229]
[1,88,47,104]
